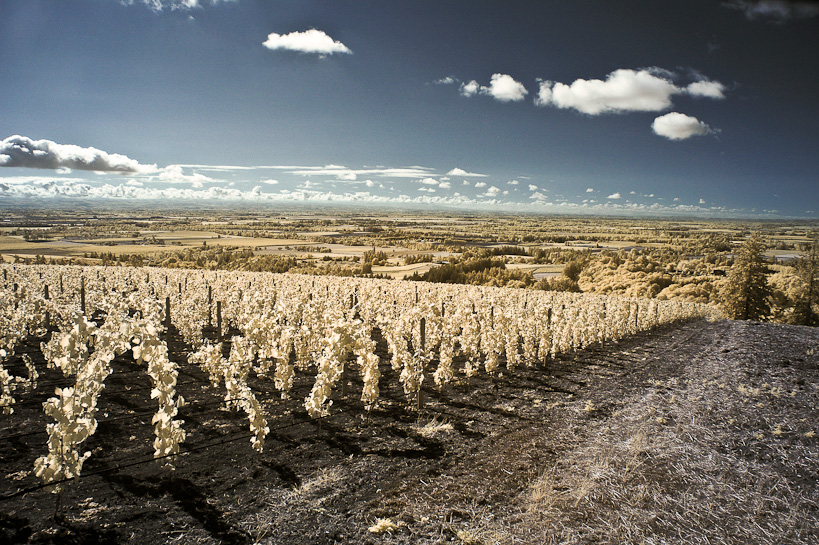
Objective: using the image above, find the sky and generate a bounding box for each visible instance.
[1,0,818,218]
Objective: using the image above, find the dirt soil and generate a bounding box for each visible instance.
[1,319,817,544]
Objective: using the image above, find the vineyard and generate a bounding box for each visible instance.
[0,263,770,543]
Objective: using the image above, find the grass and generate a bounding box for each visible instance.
[519,346,818,544]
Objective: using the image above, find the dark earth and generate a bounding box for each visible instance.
[1,318,817,544]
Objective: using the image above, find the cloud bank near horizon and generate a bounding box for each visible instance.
[0,135,156,174]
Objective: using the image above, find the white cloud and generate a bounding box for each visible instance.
[154,165,214,184]
[260,179,279,185]
[586,187,595,193]
[120,0,233,12]
[507,179,519,185]
[460,80,480,97]
[534,79,553,107]
[418,177,439,185]
[484,185,501,197]
[438,181,452,190]
[434,76,458,85]
[418,187,436,193]
[539,69,679,115]
[482,73,528,102]
[535,68,725,115]
[608,192,622,199]
[447,167,487,177]
[364,180,375,187]
[651,112,714,140]
[528,184,539,191]
[699,198,707,204]
[0,135,156,173]
[459,74,528,102]
[475,181,487,188]
[289,165,434,179]
[686,80,726,99]
[263,29,351,57]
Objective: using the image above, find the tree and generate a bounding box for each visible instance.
[791,232,818,326]
[721,232,771,320]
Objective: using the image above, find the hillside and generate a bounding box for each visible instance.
[1,319,817,544]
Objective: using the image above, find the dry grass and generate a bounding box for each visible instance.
[414,417,455,439]
[519,332,819,545]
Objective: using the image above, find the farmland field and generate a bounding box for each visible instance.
[0,209,817,544]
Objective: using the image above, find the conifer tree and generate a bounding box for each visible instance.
[791,232,818,326]
[722,232,771,320]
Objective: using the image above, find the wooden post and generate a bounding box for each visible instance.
[43,284,50,327]
[207,285,212,328]
[80,278,86,315]
[418,317,426,410]
[217,301,222,342]
[165,297,171,329]
[178,282,182,295]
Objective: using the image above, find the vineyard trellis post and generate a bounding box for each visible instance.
[418,317,426,410]
[217,301,222,342]
[43,284,50,327]
[207,285,212,328]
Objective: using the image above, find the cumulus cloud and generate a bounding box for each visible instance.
[724,0,819,20]
[586,187,595,193]
[507,179,519,185]
[459,74,528,102]
[528,184,539,191]
[686,80,727,99]
[438,181,452,190]
[535,68,725,115]
[0,135,156,173]
[608,192,622,199]
[474,181,487,188]
[447,167,487,177]
[262,29,351,57]
[483,185,502,197]
[460,80,481,97]
[482,74,528,102]
[434,76,458,85]
[651,112,715,140]
[534,79,553,107]
[154,165,214,184]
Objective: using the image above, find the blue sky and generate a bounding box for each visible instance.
[1,0,817,217]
